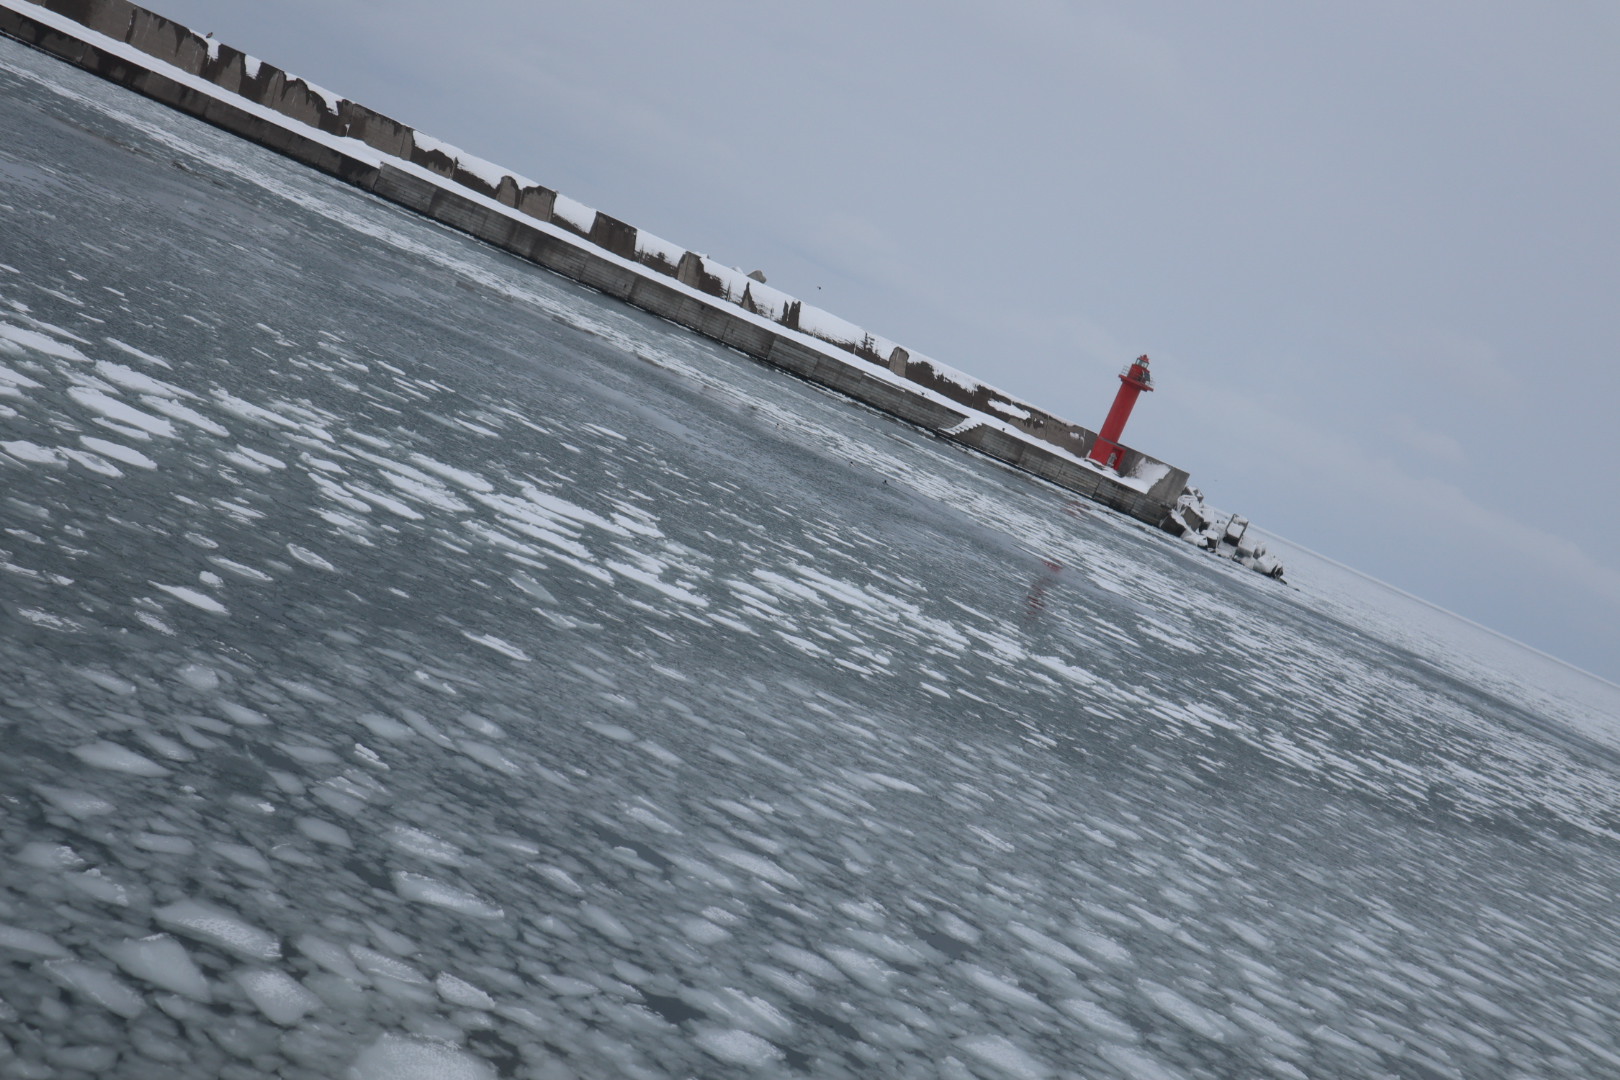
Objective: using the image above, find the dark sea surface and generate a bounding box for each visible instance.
[3,35,1620,1080]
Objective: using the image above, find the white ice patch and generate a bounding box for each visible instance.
[392,872,504,919]
[293,935,365,981]
[2,439,67,466]
[357,713,414,742]
[296,816,353,847]
[68,387,176,437]
[704,844,802,889]
[234,967,323,1024]
[71,740,169,777]
[680,916,733,944]
[375,466,468,512]
[345,482,423,519]
[63,447,122,476]
[218,702,270,726]
[386,826,465,865]
[209,389,300,428]
[1032,654,1097,687]
[767,944,841,981]
[106,934,211,1001]
[154,899,281,960]
[692,1026,784,1067]
[0,320,90,361]
[453,739,519,775]
[578,902,634,945]
[508,571,558,605]
[606,558,708,607]
[462,632,528,661]
[347,1034,496,1080]
[141,395,230,435]
[78,668,137,694]
[222,447,279,473]
[0,361,43,391]
[822,947,894,992]
[937,911,983,945]
[1064,926,1132,965]
[957,1034,1053,1079]
[16,608,83,631]
[211,842,272,874]
[286,544,337,570]
[1096,1045,1190,1080]
[153,583,228,613]
[958,964,1051,1013]
[408,453,494,492]
[33,784,115,818]
[1139,982,1233,1042]
[104,336,173,368]
[1057,998,1139,1041]
[175,662,220,690]
[131,832,193,854]
[435,972,496,1010]
[0,923,70,957]
[42,959,146,1018]
[94,360,190,398]
[536,865,584,894]
[69,867,129,905]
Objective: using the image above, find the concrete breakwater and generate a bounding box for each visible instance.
[0,0,1190,524]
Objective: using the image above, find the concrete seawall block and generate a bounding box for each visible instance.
[266,75,324,130]
[202,45,247,95]
[628,283,743,344]
[766,340,969,432]
[408,139,455,178]
[40,0,131,41]
[572,258,641,302]
[530,244,608,291]
[0,9,87,64]
[374,165,440,214]
[952,425,1164,514]
[450,163,499,200]
[613,295,776,359]
[1145,467,1191,507]
[497,223,557,268]
[427,193,516,249]
[516,185,557,223]
[124,9,197,72]
[343,105,413,159]
[710,314,778,359]
[125,65,194,109]
[589,214,638,261]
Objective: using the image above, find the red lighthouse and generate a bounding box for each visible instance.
[1087,354,1154,470]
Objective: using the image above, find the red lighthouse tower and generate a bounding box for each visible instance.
[1087,354,1154,470]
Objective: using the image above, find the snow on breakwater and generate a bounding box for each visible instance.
[0,0,1190,522]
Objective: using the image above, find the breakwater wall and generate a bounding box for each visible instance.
[0,0,1191,524]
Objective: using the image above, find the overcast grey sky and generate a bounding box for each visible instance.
[155,0,1619,681]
